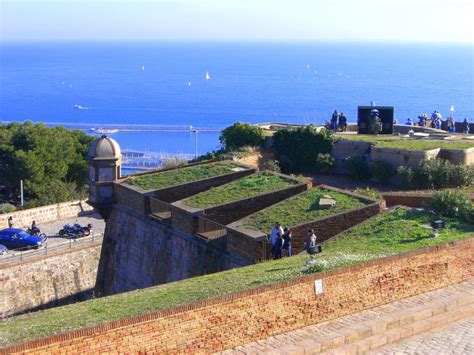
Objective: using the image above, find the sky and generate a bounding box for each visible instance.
[1,0,473,43]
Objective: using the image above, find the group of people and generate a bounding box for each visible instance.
[7,216,40,234]
[269,222,292,259]
[268,222,319,260]
[326,110,348,132]
[405,111,470,134]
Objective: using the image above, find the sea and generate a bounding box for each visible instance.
[1,41,473,170]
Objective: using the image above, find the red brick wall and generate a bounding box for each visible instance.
[290,201,385,253]
[6,237,473,354]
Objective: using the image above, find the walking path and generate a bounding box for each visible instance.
[222,278,474,354]
[373,316,474,354]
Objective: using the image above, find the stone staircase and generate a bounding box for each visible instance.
[222,279,474,354]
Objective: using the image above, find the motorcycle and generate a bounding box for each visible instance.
[58,223,92,239]
[26,227,47,239]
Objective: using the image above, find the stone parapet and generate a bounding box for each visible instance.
[0,200,93,229]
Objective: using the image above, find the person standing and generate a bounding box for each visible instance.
[269,222,284,260]
[339,113,347,132]
[304,229,317,253]
[462,118,470,134]
[7,216,13,228]
[274,233,283,259]
[282,227,292,257]
[331,110,339,132]
[448,116,456,133]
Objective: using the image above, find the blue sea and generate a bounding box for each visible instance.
[1,41,473,156]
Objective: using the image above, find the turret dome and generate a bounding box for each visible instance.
[88,135,121,160]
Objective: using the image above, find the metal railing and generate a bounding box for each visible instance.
[149,197,172,220]
[0,233,104,265]
[197,217,227,241]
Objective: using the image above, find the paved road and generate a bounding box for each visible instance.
[0,211,105,260]
[374,317,474,355]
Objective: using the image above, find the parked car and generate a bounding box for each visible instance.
[0,228,46,250]
[0,244,7,255]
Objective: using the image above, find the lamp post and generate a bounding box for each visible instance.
[191,129,198,159]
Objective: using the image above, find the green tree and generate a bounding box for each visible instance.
[0,121,95,206]
[273,126,335,173]
[219,122,265,150]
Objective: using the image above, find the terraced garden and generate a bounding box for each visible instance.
[1,208,472,347]
[339,134,474,151]
[241,188,370,232]
[124,162,240,190]
[182,172,300,208]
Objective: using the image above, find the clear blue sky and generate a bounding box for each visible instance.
[1,0,473,42]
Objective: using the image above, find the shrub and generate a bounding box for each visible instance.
[397,158,474,189]
[315,153,335,173]
[354,187,382,200]
[262,159,281,173]
[430,190,473,223]
[273,126,335,173]
[161,156,187,169]
[370,160,396,185]
[0,203,16,214]
[219,122,265,150]
[345,156,371,180]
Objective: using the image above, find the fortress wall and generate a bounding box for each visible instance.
[171,180,309,235]
[332,139,372,160]
[370,146,440,168]
[226,200,384,263]
[289,201,384,253]
[153,167,255,203]
[0,242,101,318]
[9,237,473,353]
[0,200,93,229]
[95,205,248,297]
[439,147,474,165]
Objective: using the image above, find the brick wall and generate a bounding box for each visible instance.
[0,200,93,229]
[6,237,473,353]
[113,183,150,214]
[382,192,434,207]
[171,182,308,235]
[0,241,101,318]
[153,167,256,203]
[290,201,384,253]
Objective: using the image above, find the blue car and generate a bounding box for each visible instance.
[0,228,45,250]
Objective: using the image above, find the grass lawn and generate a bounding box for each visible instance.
[182,173,300,209]
[124,162,240,190]
[241,188,369,232]
[339,135,474,151]
[0,209,472,347]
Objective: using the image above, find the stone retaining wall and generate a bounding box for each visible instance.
[95,206,248,297]
[370,146,440,168]
[0,200,93,229]
[114,164,256,214]
[171,181,309,235]
[7,237,473,353]
[227,185,383,263]
[0,241,101,318]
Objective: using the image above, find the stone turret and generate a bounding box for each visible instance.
[87,135,122,211]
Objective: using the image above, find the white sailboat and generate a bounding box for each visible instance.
[142,65,145,71]
[205,71,210,80]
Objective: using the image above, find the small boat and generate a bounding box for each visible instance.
[205,71,210,80]
[142,65,145,71]
[74,104,86,110]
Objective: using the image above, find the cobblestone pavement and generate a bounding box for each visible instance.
[373,316,474,355]
[0,211,105,259]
